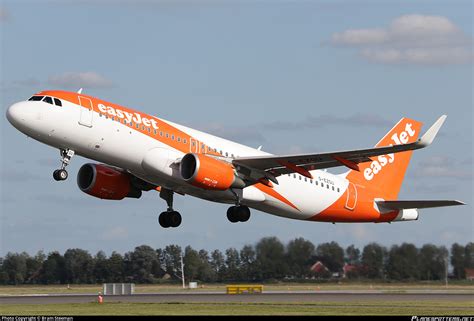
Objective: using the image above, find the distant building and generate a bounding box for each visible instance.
[310,261,329,275]
[342,263,358,278]
[465,268,474,281]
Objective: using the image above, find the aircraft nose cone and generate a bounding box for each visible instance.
[6,102,23,126]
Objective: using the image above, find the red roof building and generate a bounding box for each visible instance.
[465,268,474,281]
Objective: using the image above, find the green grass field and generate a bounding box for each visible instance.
[1,282,473,295]
[1,301,473,315]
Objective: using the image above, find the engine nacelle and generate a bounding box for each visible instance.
[77,163,142,200]
[180,153,245,190]
[392,208,419,222]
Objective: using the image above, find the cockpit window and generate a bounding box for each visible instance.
[42,96,53,105]
[28,96,44,101]
[54,98,62,106]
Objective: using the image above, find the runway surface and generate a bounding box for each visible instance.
[1,291,472,305]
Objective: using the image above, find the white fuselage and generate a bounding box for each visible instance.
[6,98,348,221]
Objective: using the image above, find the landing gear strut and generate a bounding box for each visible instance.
[158,188,182,228]
[53,149,74,181]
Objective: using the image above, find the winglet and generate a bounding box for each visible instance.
[417,115,447,147]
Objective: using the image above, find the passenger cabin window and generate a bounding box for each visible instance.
[53,98,62,106]
[28,96,44,101]
[42,96,53,105]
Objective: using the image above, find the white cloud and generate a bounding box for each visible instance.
[332,28,388,45]
[331,14,473,65]
[48,72,114,89]
[414,156,473,179]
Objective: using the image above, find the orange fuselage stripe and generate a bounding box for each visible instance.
[38,90,301,211]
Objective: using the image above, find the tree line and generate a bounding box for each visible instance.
[0,238,472,285]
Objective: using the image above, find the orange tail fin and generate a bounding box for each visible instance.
[346,118,423,200]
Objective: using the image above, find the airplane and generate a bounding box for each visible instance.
[5,90,464,228]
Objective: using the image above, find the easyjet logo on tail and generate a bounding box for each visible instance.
[364,122,416,181]
[97,104,159,129]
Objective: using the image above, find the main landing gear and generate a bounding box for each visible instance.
[227,189,251,223]
[227,205,251,223]
[53,149,74,181]
[158,188,182,228]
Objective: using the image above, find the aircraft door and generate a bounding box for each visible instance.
[345,182,357,210]
[78,96,93,127]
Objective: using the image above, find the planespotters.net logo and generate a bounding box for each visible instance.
[412,317,474,321]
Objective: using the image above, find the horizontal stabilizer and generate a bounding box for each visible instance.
[376,200,465,210]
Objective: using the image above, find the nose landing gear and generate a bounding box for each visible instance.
[53,149,74,181]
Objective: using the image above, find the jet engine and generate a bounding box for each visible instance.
[77,163,142,200]
[180,153,245,190]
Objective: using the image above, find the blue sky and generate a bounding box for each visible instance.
[0,0,472,256]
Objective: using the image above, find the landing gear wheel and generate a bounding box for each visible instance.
[169,211,182,228]
[237,206,250,222]
[158,211,182,228]
[227,206,251,223]
[53,170,60,181]
[58,169,68,181]
[159,212,171,228]
[53,169,68,181]
[227,206,239,223]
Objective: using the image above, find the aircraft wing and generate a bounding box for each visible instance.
[376,200,465,210]
[232,115,446,182]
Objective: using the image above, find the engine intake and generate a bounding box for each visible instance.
[180,153,245,190]
[77,163,142,200]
